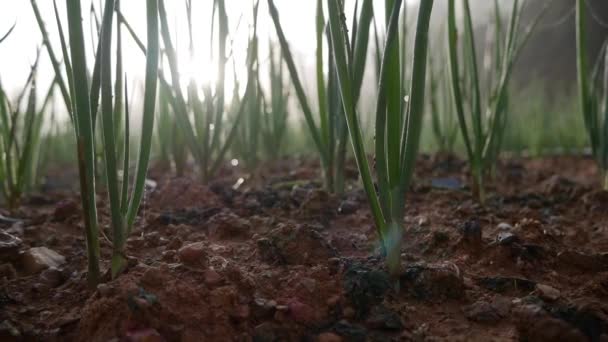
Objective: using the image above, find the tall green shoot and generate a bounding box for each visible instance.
[327,0,434,278]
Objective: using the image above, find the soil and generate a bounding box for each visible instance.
[1,154,608,341]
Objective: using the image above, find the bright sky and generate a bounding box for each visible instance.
[0,0,420,112]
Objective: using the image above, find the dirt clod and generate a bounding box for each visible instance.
[400,263,465,300]
[20,247,66,274]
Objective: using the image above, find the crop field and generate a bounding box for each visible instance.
[1,0,608,340]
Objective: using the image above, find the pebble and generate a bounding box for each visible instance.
[459,220,482,249]
[52,199,79,221]
[124,328,164,342]
[178,242,207,266]
[300,277,317,293]
[343,306,356,319]
[326,295,340,307]
[288,299,316,324]
[497,222,514,231]
[536,284,561,301]
[418,216,430,227]
[0,232,22,261]
[253,322,285,342]
[401,263,465,300]
[317,332,343,342]
[97,283,113,297]
[204,269,223,286]
[337,200,359,215]
[465,300,502,324]
[21,247,66,274]
[231,305,250,321]
[252,298,277,319]
[40,267,65,288]
[365,305,403,330]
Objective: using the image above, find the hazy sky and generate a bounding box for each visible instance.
[0,1,417,104]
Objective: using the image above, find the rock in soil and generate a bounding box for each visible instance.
[21,247,66,274]
[207,210,252,240]
[317,332,343,342]
[257,223,336,265]
[535,284,561,301]
[400,263,465,301]
[287,299,317,325]
[465,300,505,324]
[514,304,587,342]
[476,276,536,294]
[124,328,164,342]
[52,199,79,221]
[0,232,22,262]
[40,267,66,288]
[330,320,368,342]
[365,304,403,330]
[557,250,608,272]
[253,322,287,342]
[337,199,359,215]
[178,242,208,266]
[343,263,391,317]
[458,220,482,250]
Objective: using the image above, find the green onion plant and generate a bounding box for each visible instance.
[32,0,159,285]
[156,0,254,182]
[267,0,373,194]
[428,49,458,154]
[447,0,546,203]
[576,0,608,189]
[327,0,434,278]
[0,54,49,211]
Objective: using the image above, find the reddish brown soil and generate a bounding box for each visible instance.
[1,155,608,341]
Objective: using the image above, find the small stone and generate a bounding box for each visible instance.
[418,216,430,227]
[514,304,587,341]
[496,231,519,245]
[288,299,316,325]
[0,232,22,262]
[124,328,163,342]
[161,250,176,262]
[300,277,317,293]
[204,270,222,286]
[40,267,65,288]
[97,283,112,297]
[0,263,17,280]
[365,305,403,330]
[465,301,502,324]
[557,250,608,272]
[431,177,462,190]
[459,220,482,249]
[252,298,277,319]
[497,222,514,231]
[21,247,66,274]
[476,276,536,294]
[536,284,560,301]
[231,305,250,321]
[140,266,169,287]
[326,295,340,307]
[337,200,358,215]
[52,199,79,221]
[253,322,286,342]
[165,237,182,250]
[343,307,356,319]
[401,263,465,300]
[178,242,207,266]
[317,332,343,342]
